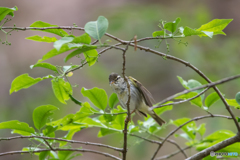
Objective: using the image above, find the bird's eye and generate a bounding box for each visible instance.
[115,76,120,81]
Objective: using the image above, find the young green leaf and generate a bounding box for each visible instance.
[30,21,68,37]
[10,74,52,94]
[98,128,118,137]
[58,151,74,160]
[52,78,73,104]
[54,37,74,51]
[205,92,220,108]
[172,118,196,140]
[60,128,80,147]
[39,151,50,160]
[30,62,58,72]
[0,6,18,22]
[25,35,57,43]
[0,120,35,135]
[84,16,109,40]
[43,125,58,136]
[109,93,119,109]
[235,92,240,105]
[152,30,167,37]
[64,45,97,62]
[81,87,108,110]
[225,99,240,109]
[83,49,98,66]
[196,123,206,137]
[164,17,181,33]
[183,27,213,38]
[33,105,58,130]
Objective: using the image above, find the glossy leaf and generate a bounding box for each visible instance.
[84,16,109,40]
[0,120,35,135]
[205,92,220,108]
[30,21,68,37]
[25,35,57,43]
[83,49,98,66]
[235,92,240,105]
[183,27,213,38]
[30,62,58,72]
[33,105,58,130]
[10,74,53,94]
[81,87,108,110]
[164,17,181,33]
[52,78,72,104]
[64,45,97,62]
[226,99,240,109]
[0,6,18,22]
[109,93,119,109]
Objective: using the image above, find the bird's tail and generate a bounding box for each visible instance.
[151,112,165,126]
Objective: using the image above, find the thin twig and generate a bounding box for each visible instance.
[151,74,240,110]
[43,139,54,150]
[148,133,188,159]
[0,136,123,152]
[156,87,209,109]
[151,114,232,159]
[155,145,192,160]
[0,148,121,160]
[129,134,162,145]
[121,39,133,160]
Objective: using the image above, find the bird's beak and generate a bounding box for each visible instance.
[110,81,114,85]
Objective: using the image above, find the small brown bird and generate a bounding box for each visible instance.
[109,73,165,126]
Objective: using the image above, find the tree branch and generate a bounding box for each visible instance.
[129,134,162,145]
[121,39,133,160]
[0,136,123,152]
[186,132,240,160]
[0,148,121,160]
[151,114,232,159]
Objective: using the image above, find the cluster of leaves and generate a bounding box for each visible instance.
[0,5,239,160]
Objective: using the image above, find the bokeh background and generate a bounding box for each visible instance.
[0,0,240,160]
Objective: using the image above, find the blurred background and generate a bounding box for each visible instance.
[0,0,240,160]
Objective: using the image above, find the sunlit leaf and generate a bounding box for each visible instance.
[109,93,119,109]
[30,62,58,72]
[0,6,18,22]
[52,78,72,104]
[33,105,58,130]
[83,49,98,66]
[164,17,181,33]
[226,99,240,109]
[205,92,220,108]
[172,118,196,140]
[0,120,35,135]
[26,35,57,43]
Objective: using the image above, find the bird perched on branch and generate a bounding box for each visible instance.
[109,73,165,126]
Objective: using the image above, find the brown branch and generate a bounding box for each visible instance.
[148,133,188,159]
[0,136,123,152]
[0,148,121,160]
[150,114,232,159]
[155,145,192,160]
[151,74,240,110]
[156,87,209,109]
[121,39,133,160]
[186,132,240,160]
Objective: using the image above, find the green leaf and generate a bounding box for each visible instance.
[197,19,233,35]
[235,92,240,105]
[81,87,108,110]
[30,62,58,72]
[64,45,97,62]
[52,78,72,104]
[204,130,235,141]
[25,35,57,43]
[58,151,74,160]
[39,151,50,160]
[109,93,119,109]
[103,114,116,122]
[0,6,18,22]
[54,37,74,51]
[98,128,118,137]
[226,99,240,109]
[60,128,80,147]
[153,101,173,116]
[183,27,213,38]
[164,17,181,33]
[43,125,58,136]
[84,16,109,40]
[152,30,167,37]
[10,74,52,94]
[71,33,91,44]
[0,120,35,135]
[172,118,196,140]
[33,105,58,130]
[196,123,206,137]
[83,49,98,66]
[205,92,220,108]
[30,21,68,37]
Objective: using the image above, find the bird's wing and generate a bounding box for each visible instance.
[128,76,155,107]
